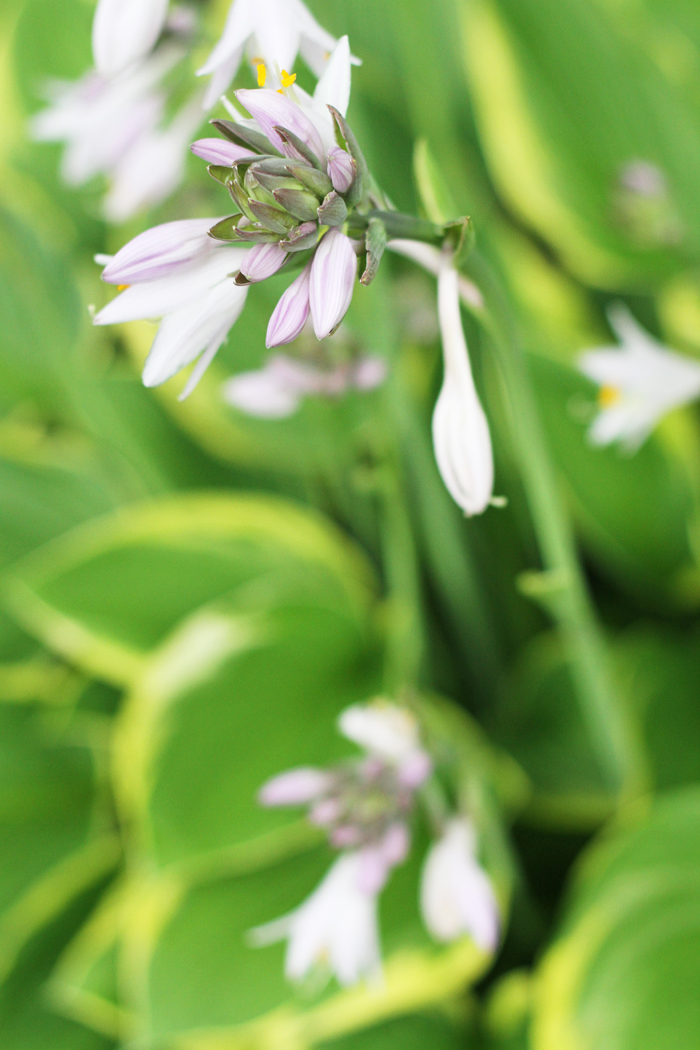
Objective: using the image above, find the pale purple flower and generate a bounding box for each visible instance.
[30,47,180,188]
[248,852,381,987]
[236,87,326,161]
[420,818,499,951]
[259,767,331,806]
[309,229,358,340]
[92,0,170,78]
[240,242,289,283]
[103,95,205,223]
[196,0,358,108]
[190,138,257,166]
[223,351,387,419]
[94,221,249,398]
[327,146,355,194]
[432,254,494,516]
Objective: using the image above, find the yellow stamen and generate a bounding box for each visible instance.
[598,385,621,408]
[117,284,130,292]
[280,69,297,88]
[276,89,284,94]
[256,62,267,87]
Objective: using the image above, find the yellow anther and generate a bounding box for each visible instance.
[598,385,621,408]
[256,62,267,87]
[117,284,130,292]
[280,69,297,88]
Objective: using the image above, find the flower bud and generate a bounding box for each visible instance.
[266,263,312,347]
[327,146,356,194]
[239,242,288,283]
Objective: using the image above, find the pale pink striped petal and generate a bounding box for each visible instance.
[236,88,325,160]
[101,218,222,284]
[190,138,256,165]
[266,263,312,347]
[240,242,288,283]
[309,229,357,339]
[327,146,355,193]
[259,768,330,806]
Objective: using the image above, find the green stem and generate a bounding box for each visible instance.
[464,250,642,796]
[375,455,425,695]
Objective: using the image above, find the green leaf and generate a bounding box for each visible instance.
[533,787,700,1050]
[4,493,378,686]
[461,0,700,287]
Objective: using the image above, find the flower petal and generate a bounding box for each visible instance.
[309,229,357,340]
[240,241,288,283]
[236,88,325,160]
[141,278,248,388]
[92,0,170,77]
[190,138,256,166]
[101,218,222,284]
[313,35,351,117]
[266,263,312,346]
[258,768,330,805]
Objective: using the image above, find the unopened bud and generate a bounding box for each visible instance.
[327,146,356,194]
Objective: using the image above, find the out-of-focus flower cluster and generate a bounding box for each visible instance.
[250,701,500,988]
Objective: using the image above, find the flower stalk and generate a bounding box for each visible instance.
[460,250,645,797]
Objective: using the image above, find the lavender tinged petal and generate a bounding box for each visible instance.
[397,750,433,789]
[266,264,312,347]
[259,768,330,806]
[309,229,357,339]
[240,242,288,283]
[327,146,355,194]
[101,218,222,285]
[235,89,325,160]
[190,138,256,165]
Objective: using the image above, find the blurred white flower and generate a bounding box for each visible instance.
[92,0,170,78]
[223,351,386,419]
[420,818,499,951]
[338,702,432,788]
[103,96,205,223]
[31,45,204,222]
[249,852,382,986]
[30,47,180,187]
[579,303,700,450]
[197,0,358,108]
[432,254,494,516]
[94,219,249,398]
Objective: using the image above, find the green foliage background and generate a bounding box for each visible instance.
[1,0,700,1047]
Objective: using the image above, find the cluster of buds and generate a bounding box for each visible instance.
[251,701,499,987]
[193,55,390,345]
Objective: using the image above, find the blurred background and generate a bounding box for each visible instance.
[2,0,700,1047]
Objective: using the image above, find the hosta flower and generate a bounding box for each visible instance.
[254,700,431,985]
[579,303,700,450]
[197,0,356,108]
[249,852,382,986]
[103,96,205,223]
[31,45,203,221]
[198,36,368,341]
[92,0,171,78]
[94,219,249,398]
[31,46,180,189]
[223,351,387,418]
[420,818,499,951]
[432,253,494,515]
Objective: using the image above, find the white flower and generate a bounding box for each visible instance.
[248,852,382,986]
[420,818,499,951]
[579,303,700,450]
[30,47,180,187]
[103,95,205,223]
[92,0,170,78]
[197,0,358,108]
[94,219,249,398]
[223,351,387,419]
[339,702,432,788]
[432,253,494,516]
